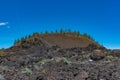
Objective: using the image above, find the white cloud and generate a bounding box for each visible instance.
[0,22,8,26]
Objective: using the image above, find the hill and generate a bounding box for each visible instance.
[0,32,120,80]
[12,32,104,50]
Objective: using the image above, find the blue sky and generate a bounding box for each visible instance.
[0,0,120,49]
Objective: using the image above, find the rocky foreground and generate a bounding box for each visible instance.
[0,38,120,80]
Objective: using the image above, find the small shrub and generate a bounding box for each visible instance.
[34,60,47,70]
[106,55,114,58]
[54,57,62,62]
[62,57,71,64]
[21,68,32,75]
[37,60,46,65]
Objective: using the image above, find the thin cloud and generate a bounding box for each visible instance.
[0,22,8,26]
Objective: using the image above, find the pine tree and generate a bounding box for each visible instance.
[67,28,71,32]
[60,28,63,33]
[45,30,49,34]
[32,32,39,37]
[55,30,58,33]
[76,31,80,36]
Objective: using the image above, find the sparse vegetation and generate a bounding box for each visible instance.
[0,30,120,80]
[32,32,40,37]
[45,30,49,34]
[62,57,71,64]
[106,55,114,58]
[76,31,80,36]
[55,30,58,33]
[0,51,6,56]
[82,33,94,40]
[14,29,99,47]
[60,28,64,33]
[21,68,32,75]
[37,60,46,65]
[67,28,71,32]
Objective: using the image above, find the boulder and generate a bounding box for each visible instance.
[90,49,105,60]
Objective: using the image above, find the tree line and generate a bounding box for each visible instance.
[14,29,96,45]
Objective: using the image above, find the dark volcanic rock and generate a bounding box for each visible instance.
[110,50,120,57]
[90,49,105,60]
[0,37,119,80]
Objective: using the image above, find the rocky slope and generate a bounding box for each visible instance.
[0,33,120,80]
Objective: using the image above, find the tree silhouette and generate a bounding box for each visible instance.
[60,28,63,33]
[45,30,49,34]
[67,28,71,32]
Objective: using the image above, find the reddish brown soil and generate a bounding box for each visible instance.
[40,33,100,48]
